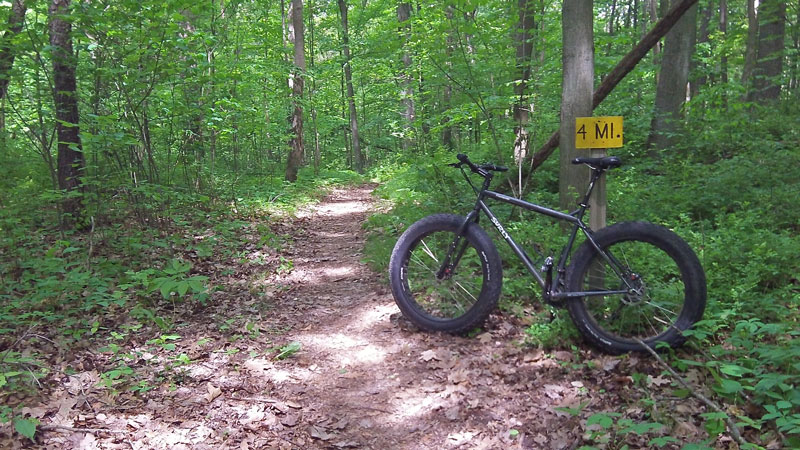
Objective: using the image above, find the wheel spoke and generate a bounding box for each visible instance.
[404,230,484,321]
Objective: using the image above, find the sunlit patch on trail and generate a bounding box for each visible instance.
[297,198,370,218]
[302,332,388,366]
[322,265,355,278]
[349,303,397,331]
[274,263,359,285]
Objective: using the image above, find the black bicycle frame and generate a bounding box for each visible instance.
[439,168,633,301]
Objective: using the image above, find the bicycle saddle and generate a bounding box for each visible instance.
[572,156,622,169]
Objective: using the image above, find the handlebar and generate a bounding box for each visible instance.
[453,153,508,176]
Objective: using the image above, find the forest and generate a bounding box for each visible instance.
[0,0,798,447]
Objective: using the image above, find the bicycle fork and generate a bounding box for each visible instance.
[435,212,479,280]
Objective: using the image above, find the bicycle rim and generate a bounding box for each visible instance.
[579,239,687,342]
[403,230,485,321]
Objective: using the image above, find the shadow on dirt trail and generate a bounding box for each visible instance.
[21,185,708,449]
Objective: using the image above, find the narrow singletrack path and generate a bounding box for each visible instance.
[30,185,704,449]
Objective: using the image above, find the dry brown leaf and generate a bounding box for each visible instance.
[281,414,298,427]
[205,383,222,403]
[445,406,460,421]
[448,369,469,384]
[420,349,438,362]
[309,425,335,440]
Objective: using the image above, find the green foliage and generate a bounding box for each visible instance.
[275,341,302,360]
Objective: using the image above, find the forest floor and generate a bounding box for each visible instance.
[5,185,724,449]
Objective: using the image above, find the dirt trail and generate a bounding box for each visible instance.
[27,185,689,449]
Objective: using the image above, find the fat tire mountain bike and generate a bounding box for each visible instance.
[388,153,707,354]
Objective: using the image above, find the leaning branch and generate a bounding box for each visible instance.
[520,0,700,177]
[635,339,747,446]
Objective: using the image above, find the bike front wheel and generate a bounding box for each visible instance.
[566,221,707,354]
[389,214,503,334]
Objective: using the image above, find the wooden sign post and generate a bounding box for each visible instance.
[575,116,623,231]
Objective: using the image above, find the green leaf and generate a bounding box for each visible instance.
[159,279,176,299]
[14,417,37,440]
[719,364,751,377]
[715,379,743,394]
[275,341,302,360]
[587,412,617,429]
[177,281,189,297]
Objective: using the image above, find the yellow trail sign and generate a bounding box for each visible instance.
[575,116,623,149]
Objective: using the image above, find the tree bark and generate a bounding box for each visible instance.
[338,0,363,173]
[741,0,759,86]
[0,0,26,101]
[512,0,535,169]
[50,0,85,224]
[285,0,306,182]
[559,0,593,211]
[522,0,700,177]
[691,4,712,98]
[397,2,414,152]
[720,0,728,85]
[748,0,786,103]
[441,5,455,150]
[647,0,697,152]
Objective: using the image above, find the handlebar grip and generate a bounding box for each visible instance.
[483,164,509,172]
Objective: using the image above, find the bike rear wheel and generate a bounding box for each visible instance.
[566,221,707,354]
[389,214,502,333]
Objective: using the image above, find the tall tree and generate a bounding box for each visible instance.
[559,0,593,211]
[49,0,85,223]
[741,0,759,86]
[397,2,414,151]
[440,6,455,150]
[285,0,306,182]
[748,0,786,102]
[338,0,363,173]
[0,0,26,101]
[647,0,697,152]
[512,0,535,173]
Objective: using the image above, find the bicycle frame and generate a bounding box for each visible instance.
[440,168,634,302]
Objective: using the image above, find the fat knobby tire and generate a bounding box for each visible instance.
[389,214,503,334]
[566,221,707,354]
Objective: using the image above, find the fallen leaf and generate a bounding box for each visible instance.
[420,350,438,362]
[445,406,460,421]
[205,383,222,403]
[648,375,671,387]
[281,414,298,427]
[331,418,349,430]
[309,425,335,441]
[448,370,469,384]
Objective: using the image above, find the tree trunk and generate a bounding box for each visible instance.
[308,0,321,174]
[441,5,455,150]
[647,0,697,153]
[0,0,26,101]
[285,0,306,182]
[398,2,414,152]
[512,0,535,170]
[691,4,712,98]
[748,0,786,103]
[559,0,593,212]
[720,0,728,85]
[50,0,85,224]
[338,0,363,173]
[741,0,759,86]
